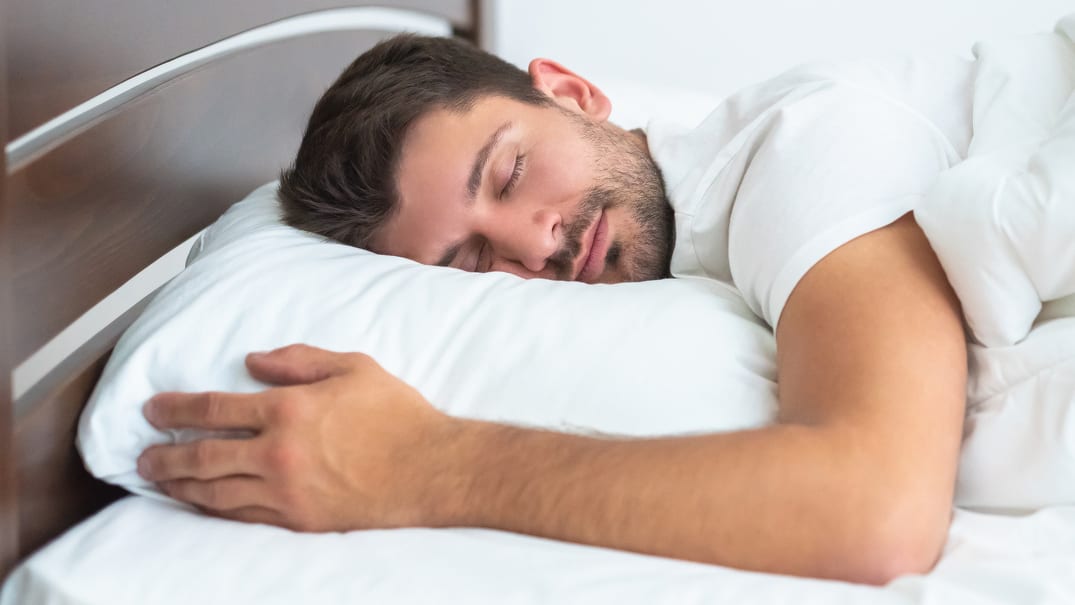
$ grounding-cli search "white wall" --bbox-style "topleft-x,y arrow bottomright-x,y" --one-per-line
482,0 -> 1073,100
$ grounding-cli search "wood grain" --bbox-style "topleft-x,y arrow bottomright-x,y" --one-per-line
8,289 -> 161,572
14,337 -> 130,563
9,29 -> 391,365
6,0 -> 471,140
1,0 -> 20,578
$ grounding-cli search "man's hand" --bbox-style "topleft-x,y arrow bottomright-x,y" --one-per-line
138,344 -> 461,532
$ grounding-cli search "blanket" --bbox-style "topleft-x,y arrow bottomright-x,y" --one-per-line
916,14 -> 1075,512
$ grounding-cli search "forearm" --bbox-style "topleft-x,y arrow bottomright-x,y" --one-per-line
429,418 -> 949,583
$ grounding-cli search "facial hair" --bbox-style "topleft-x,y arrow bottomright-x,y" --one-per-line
548,110 -> 675,282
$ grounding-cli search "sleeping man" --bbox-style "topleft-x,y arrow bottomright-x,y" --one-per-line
136,35 -> 973,584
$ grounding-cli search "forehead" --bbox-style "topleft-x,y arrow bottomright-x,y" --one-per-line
399,95 -> 534,183
371,96 -> 544,258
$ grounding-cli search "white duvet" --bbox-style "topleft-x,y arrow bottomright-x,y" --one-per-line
5,14 -> 1075,605
916,14 -> 1075,513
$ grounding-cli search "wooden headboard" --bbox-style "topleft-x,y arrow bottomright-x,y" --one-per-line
0,0 -> 480,581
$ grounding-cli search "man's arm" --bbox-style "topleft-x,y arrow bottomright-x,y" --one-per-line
138,214 -> 966,585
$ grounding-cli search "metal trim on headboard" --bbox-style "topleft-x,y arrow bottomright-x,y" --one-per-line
6,5 -> 453,396
5,7 -> 452,172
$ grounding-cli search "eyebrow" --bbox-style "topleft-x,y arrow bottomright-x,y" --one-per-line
436,121 -> 513,267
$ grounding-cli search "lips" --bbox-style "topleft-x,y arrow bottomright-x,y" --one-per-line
575,211 -> 609,283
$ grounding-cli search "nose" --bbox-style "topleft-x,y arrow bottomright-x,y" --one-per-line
480,206 -> 562,275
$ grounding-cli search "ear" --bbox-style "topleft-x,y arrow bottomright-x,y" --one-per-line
528,58 -> 612,122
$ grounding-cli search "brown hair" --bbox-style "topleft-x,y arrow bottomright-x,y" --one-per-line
277,35 -> 550,248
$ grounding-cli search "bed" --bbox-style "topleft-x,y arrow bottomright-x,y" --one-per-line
3,1 -> 1075,603
0,0 -> 472,580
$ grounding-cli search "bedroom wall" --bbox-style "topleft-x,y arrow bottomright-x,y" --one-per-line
481,0 -> 1074,101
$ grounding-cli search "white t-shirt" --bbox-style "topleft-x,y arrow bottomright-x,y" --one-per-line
646,53 -> 975,330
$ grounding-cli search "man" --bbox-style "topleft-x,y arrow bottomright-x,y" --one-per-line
136,36 -> 969,585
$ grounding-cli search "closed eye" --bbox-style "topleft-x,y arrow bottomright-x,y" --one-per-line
500,153 -> 526,198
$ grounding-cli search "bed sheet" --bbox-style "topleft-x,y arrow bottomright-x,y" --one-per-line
2,495 -> 1074,604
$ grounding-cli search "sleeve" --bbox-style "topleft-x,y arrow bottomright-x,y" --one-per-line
727,84 -> 957,329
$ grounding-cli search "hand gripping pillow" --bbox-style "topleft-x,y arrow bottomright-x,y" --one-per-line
78,182 -> 779,498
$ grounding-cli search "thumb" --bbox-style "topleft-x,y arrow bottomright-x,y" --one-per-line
245,344 -> 351,386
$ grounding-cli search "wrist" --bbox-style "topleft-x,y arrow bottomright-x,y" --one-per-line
418,414 -> 486,527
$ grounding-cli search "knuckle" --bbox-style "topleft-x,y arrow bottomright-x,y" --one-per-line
202,392 -> 225,423
282,343 -> 310,355
349,352 -> 383,375
266,442 -> 298,475
271,394 -> 304,425
349,352 -> 374,367
191,440 -> 217,469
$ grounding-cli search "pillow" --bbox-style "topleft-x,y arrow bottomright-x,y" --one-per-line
597,77 -> 723,131
78,182 -> 779,497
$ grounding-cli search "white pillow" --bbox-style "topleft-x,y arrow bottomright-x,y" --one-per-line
598,76 -> 723,131
78,182 -> 778,497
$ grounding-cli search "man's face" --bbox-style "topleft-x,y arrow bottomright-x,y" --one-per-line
370,93 -> 674,283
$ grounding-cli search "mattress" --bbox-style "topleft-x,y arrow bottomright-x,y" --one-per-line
3,495 -> 1074,604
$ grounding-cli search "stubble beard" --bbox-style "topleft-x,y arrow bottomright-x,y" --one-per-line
560,111 -> 676,283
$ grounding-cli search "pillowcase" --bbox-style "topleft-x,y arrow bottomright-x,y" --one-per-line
78,182 -> 779,498
598,76 -> 723,131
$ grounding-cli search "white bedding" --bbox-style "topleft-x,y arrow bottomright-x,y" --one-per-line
6,15 -> 1075,605
2,495 -> 1074,605
916,14 -> 1075,512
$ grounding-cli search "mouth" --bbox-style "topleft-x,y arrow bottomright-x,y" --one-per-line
574,210 -> 609,283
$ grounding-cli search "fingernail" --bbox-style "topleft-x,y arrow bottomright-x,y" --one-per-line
143,398 -> 158,423
248,351 -> 269,359
137,455 -> 153,479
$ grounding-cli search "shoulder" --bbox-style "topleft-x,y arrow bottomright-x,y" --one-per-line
726,81 -> 958,328
649,66 -> 947,194
650,65 -> 957,309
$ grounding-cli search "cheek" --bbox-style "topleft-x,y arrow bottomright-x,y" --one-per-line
604,206 -> 636,243
529,137 -> 597,203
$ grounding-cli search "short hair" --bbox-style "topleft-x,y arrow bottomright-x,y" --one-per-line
277,35 -> 551,248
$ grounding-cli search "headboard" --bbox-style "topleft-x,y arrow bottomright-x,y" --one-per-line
0,0 -> 480,580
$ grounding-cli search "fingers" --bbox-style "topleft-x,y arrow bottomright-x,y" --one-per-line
139,438 -> 259,482
245,344 -> 354,386
208,505 -> 286,528
160,476 -> 274,514
145,390 -> 269,431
